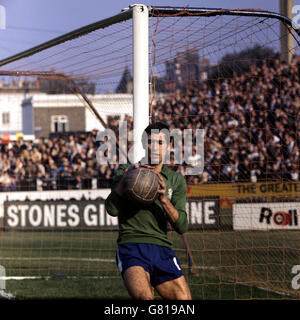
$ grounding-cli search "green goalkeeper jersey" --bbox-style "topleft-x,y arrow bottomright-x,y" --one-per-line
105,164 -> 188,248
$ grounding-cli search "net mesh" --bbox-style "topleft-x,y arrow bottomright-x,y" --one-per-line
0,15 -> 135,299
149,9 -> 300,299
0,17 -> 133,92
0,7 -> 299,299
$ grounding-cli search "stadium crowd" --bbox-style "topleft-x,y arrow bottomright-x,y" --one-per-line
0,57 -> 299,191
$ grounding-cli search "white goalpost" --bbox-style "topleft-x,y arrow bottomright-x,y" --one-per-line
132,4 -> 150,163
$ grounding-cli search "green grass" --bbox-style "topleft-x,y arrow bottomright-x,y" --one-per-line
0,230 -> 300,299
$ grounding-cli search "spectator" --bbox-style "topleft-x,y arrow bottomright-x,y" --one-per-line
0,57 -> 299,190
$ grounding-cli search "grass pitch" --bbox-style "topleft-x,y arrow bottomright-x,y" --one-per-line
0,230 -> 300,299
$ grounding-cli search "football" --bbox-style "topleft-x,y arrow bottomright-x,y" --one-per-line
122,167 -> 160,205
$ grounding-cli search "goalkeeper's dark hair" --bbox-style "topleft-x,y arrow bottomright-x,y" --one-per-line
144,122 -> 170,135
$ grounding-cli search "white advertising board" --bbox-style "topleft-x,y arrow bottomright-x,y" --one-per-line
0,189 -> 111,218
233,202 -> 300,230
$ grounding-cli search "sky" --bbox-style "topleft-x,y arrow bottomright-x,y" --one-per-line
0,0 -> 291,62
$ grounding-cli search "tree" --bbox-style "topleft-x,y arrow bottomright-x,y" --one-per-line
209,45 -> 279,80
116,66 -> 132,93
38,77 -> 96,94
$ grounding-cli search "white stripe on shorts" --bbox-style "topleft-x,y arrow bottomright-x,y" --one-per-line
173,257 -> 181,271
116,247 -> 123,273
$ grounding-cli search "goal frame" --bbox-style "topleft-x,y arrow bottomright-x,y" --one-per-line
0,5 -> 298,162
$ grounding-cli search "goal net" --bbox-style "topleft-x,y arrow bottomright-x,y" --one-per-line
0,5 -> 299,299
149,7 -> 300,299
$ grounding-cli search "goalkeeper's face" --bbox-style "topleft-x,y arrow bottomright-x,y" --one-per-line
147,132 -> 169,166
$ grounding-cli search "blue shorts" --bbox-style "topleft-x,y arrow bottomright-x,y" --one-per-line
116,243 -> 184,287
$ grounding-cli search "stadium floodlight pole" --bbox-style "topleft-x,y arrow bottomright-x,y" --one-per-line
131,4 -> 149,163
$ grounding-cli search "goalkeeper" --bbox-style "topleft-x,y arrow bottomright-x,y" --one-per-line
105,122 -> 192,300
